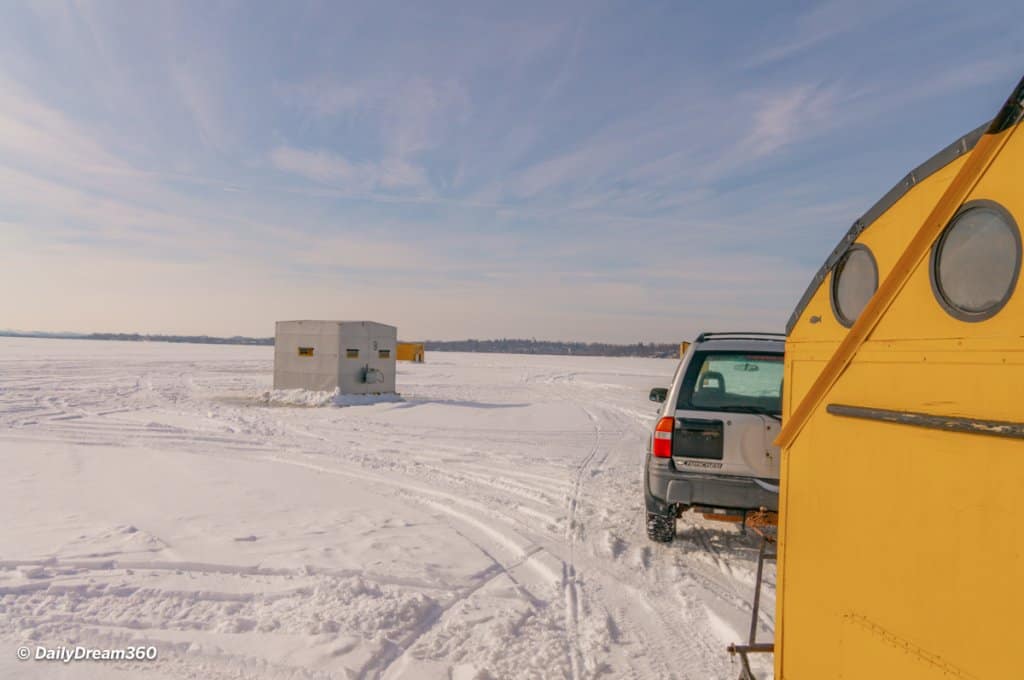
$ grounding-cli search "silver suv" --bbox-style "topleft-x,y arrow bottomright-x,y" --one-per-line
644,332 -> 784,543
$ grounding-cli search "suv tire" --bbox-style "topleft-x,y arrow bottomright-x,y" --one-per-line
646,511 -> 676,543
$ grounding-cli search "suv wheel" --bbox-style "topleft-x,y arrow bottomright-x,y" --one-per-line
646,511 -> 676,543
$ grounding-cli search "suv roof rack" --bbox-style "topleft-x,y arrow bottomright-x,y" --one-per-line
695,331 -> 786,343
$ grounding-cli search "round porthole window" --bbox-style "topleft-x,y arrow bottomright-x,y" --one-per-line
830,244 -> 878,328
931,201 -> 1021,322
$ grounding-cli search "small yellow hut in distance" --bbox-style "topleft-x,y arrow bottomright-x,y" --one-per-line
774,76 -> 1024,679
396,342 -> 425,363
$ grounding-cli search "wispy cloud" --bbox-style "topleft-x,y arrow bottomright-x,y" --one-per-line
0,75 -> 135,179
170,64 -> 232,151
284,76 -> 470,156
270,146 -> 429,192
743,0 -> 911,68
744,84 -> 842,157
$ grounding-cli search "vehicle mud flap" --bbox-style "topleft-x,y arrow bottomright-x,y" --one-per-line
666,479 -> 694,504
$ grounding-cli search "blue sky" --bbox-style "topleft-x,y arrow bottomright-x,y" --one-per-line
1,1 -> 1021,342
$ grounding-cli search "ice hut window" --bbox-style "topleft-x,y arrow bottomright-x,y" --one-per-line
378,349 -> 391,359
830,244 -> 878,328
297,347 -> 314,357
931,201 -> 1021,322
346,348 -> 360,358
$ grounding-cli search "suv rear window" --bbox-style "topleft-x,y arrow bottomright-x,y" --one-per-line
677,351 -> 783,416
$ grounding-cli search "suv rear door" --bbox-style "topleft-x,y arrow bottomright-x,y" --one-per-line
670,351 -> 782,479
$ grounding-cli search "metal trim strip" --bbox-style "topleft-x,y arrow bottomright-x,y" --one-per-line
827,403 -> 1024,440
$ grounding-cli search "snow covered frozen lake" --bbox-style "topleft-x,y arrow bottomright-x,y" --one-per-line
0,338 -> 775,679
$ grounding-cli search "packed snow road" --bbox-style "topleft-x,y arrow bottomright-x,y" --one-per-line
0,338 -> 775,679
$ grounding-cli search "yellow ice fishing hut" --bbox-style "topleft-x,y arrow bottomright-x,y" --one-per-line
396,342 -> 425,363
774,75 -> 1024,679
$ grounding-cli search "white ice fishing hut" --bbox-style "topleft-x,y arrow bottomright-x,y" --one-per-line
273,321 -> 397,394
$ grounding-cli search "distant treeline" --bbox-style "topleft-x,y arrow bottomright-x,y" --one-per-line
0,331 -> 679,358
422,338 -> 679,358
86,333 -> 274,345
0,330 -> 273,346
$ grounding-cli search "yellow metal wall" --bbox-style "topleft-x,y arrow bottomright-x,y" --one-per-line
777,123 -> 1024,679
396,342 -> 425,362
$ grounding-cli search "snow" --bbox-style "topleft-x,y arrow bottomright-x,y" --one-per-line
259,389 -> 405,408
0,337 -> 775,679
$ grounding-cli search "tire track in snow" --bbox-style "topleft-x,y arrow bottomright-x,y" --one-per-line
283,366 -> 756,677
562,404 -> 603,680
538,376 -> 692,679
272,435 -> 611,675
367,537 -> 547,680
574,379 -> 775,676
542,386 -> 736,679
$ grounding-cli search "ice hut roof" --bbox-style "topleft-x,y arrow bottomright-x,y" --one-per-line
785,120 -> 991,334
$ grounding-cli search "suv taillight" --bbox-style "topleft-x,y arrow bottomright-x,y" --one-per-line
652,417 -> 674,458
